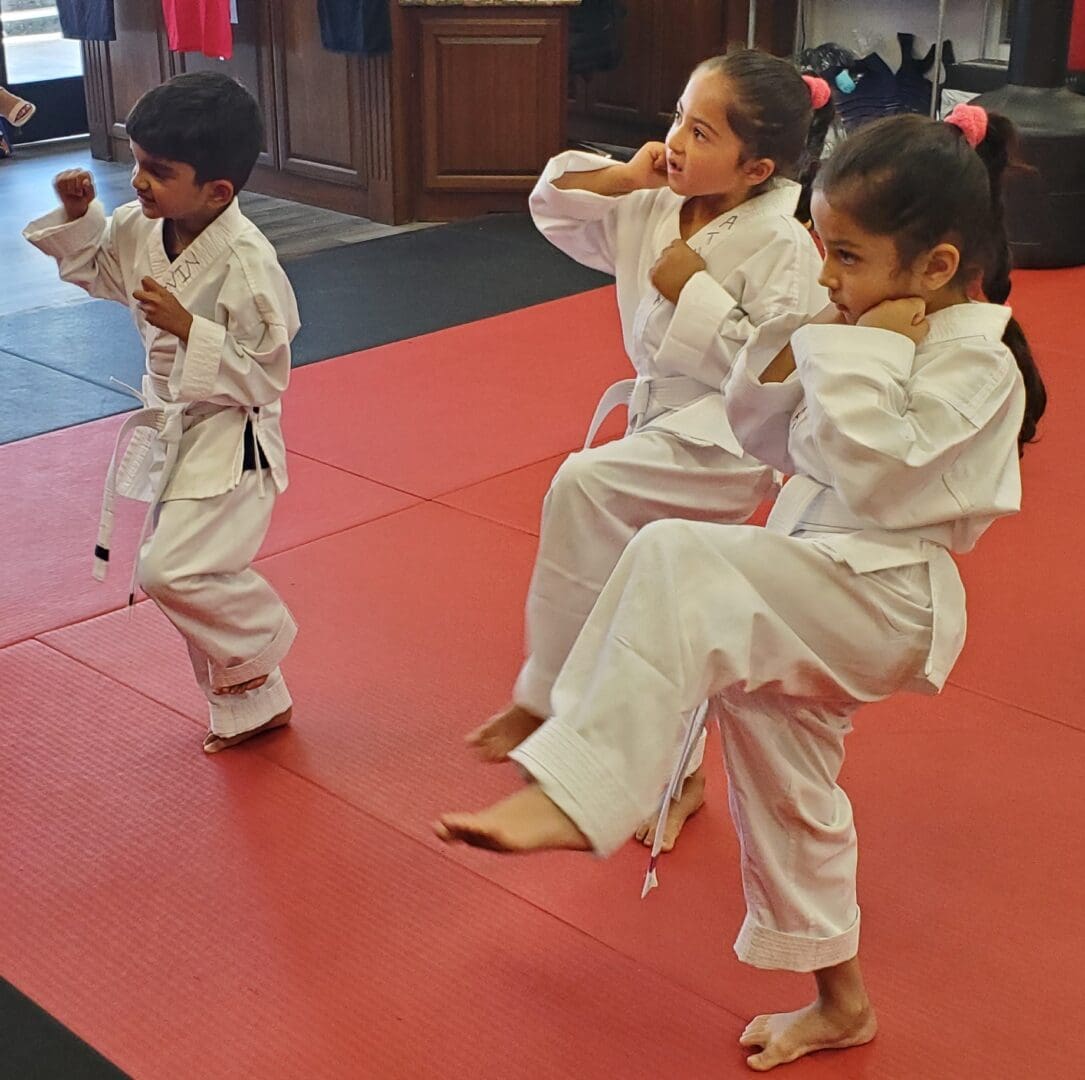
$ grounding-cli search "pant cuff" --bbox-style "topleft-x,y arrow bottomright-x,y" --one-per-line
210,609 -> 297,691
209,669 -> 292,737
734,910 -> 861,972
509,717 -> 641,857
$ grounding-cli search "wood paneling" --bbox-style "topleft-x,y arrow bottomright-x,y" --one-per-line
272,0 -> 362,185
652,0 -> 729,122
82,0 -> 569,224
105,0 -> 170,151
582,0 -> 652,121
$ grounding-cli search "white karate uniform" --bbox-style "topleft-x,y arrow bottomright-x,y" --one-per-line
517,153 -> 829,742
25,198 -> 300,736
509,303 -> 1025,972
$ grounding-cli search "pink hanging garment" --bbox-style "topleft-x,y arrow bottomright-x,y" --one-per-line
161,0 -> 233,60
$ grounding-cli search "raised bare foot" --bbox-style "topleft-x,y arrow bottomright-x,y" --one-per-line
465,704 -> 544,762
203,707 -> 292,754
214,674 -> 269,697
635,766 -> 706,852
739,998 -> 877,1071
434,784 -> 591,853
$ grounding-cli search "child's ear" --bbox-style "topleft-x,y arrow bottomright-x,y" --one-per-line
208,179 -> 236,207
742,157 -> 776,187
918,243 -> 961,291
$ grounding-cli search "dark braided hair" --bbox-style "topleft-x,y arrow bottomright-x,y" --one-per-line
815,113 -> 1046,453
694,49 -> 834,221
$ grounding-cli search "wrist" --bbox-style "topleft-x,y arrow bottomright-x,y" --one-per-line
611,164 -> 644,194
178,312 -> 194,344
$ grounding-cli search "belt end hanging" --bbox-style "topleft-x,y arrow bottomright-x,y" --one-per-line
92,544 -> 110,582
641,862 -> 660,899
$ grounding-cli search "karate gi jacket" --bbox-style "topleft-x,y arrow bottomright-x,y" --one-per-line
726,303 -> 1026,692
530,150 -> 829,454
25,198 -> 299,504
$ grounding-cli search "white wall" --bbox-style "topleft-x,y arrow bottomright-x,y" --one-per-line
802,0 -> 998,63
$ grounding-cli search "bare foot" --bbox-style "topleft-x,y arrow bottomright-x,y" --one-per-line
739,998 -> 877,1071
635,765 -> 706,852
203,707 -> 291,754
434,784 -> 591,853
214,674 -> 269,697
465,704 -> 544,763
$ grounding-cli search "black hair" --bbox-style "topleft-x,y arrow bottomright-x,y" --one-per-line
694,49 -> 834,219
126,72 -> 263,194
815,112 -> 1046,453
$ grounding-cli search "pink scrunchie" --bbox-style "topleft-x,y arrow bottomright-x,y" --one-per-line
944,103 -> 988,148
802,74 -> 832,110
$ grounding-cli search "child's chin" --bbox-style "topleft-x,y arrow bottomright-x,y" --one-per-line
137,201 -> 162,218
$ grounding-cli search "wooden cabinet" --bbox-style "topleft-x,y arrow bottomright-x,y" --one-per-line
404,8 -> 567,218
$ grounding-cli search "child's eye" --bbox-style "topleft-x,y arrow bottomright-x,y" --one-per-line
836,250 -> 858,265
693,127 -> 707,141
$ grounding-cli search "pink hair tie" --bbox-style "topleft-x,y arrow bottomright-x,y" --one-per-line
945,103 -> 988,148
802,74 -> 832,110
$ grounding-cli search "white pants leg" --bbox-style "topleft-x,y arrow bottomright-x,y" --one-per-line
513,429 -> 773,727
139,473 -> 297,737
510,519 -> 935,971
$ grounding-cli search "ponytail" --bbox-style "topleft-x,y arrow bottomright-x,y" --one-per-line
1003,316 -> 1046,453
796,78 -> 835,223
969,112 -> 1047,453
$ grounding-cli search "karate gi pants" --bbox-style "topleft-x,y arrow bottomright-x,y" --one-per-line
512,429 -> 773,778
509,519 -> 935,972
138,473 -> 296,737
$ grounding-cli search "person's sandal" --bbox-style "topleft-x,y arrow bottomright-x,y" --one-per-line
6,99 -> 35,127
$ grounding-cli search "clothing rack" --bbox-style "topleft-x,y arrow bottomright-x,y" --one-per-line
757,0 -> 957,116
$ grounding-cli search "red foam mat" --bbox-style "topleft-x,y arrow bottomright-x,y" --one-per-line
0,414 -> 419,647
39,504 -> 1085,1077
948,344 -> 1083,722
1,640 -> 747,1080
5,268 -> 1083,1079
283,288 -> 628,497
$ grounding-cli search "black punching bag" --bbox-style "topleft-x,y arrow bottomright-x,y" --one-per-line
976,0 -> 1085,267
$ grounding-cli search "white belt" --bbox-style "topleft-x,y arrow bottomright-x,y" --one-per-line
93,392 -> 267,604
641,699 -> 710,898
582,374 -> 711,449
93,392 -> 186,605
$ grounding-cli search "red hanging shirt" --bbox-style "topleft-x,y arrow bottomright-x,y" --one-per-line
161,0 -> 233,60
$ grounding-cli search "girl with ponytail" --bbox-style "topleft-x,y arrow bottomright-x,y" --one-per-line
464,51 -> 835,853
438,106 -> 1046,1071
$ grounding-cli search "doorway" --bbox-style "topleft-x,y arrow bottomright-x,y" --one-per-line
0,0 -> 88,147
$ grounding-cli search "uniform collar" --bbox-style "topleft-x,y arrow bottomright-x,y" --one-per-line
148,198 -> 244,289
923,301 -> 1013,346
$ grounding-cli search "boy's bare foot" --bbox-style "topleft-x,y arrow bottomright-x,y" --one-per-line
434,784 -> 591,853
635,765 -> 706,852
203,707 -> 292,754
466,704 -> 544,762
214,674 -> 269,697
739,998 -> 877,1071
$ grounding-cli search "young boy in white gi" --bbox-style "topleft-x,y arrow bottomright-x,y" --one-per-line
25,72 -> 300,753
